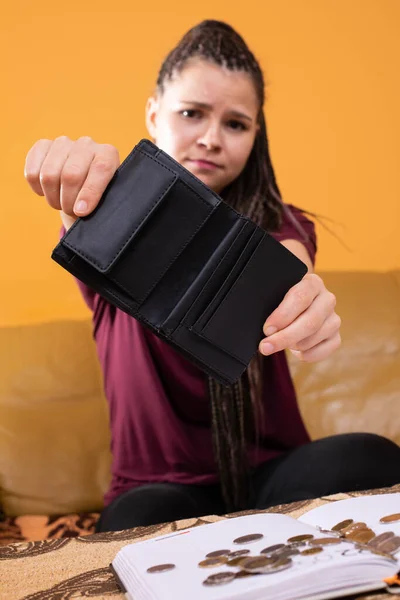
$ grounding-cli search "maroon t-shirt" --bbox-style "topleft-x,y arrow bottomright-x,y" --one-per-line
72,204 -> 317,506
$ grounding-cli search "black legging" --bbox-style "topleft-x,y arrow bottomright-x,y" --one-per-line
96,433 -> 400,533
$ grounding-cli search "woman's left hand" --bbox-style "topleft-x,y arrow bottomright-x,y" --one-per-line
259,273 -> 341,362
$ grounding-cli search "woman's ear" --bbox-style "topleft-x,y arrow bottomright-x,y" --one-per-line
145,96 -> 158,140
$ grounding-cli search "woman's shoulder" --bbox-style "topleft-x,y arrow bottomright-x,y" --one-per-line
270,203 -> 317,265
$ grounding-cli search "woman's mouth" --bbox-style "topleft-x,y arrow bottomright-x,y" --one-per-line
188,159 -> 223,171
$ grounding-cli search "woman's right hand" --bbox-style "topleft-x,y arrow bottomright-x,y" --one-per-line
24,136 -> 120,230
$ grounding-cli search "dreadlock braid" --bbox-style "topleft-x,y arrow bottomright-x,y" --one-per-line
156,20 -> 293,512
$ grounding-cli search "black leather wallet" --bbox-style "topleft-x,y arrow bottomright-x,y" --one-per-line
52,139 -> 307,385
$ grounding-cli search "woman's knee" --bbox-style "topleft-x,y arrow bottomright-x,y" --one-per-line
96,483 -> 199,532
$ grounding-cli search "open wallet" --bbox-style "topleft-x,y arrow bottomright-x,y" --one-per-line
51,139 -> 308,385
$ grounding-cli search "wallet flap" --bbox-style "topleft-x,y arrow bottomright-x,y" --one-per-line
62,148 -> 178,273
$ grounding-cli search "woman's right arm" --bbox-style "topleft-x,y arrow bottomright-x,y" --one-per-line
24,135 -> 120,230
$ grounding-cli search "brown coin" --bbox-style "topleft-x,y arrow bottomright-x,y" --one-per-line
229,549 -> 251,558
198,557 -> 227,568
341,522 -> 368,537
368,548 -> 398,562
241,556 -> 278,572
147,563 -> 176,573
205,549 -> 231,558
348,529 -> 375,544
287,534 -> 314,543
301,546 -> 323,555
233,533 -> 264,545
226,556 -> 249,567
309,537 -> 342,546
260,544 -> 286,555
380,513 -> 400,524
203,572 -> 236,586
368,532 -> 395,548
332,519 -> 354,532
378,536 -> 400,554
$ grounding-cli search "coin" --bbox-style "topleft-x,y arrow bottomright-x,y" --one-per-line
341,522 -> 368,537
379,513 -> 400,524
288,541 -> 306,548
234,570 -> 255,579
259,557 -> 293,574
226,556 -> 249,567
378,536 -> 400,554
233,533 -> 264,544
367,548 -> 398,562
287,534 -> 314,543
241,556 -> 278,572
147,563 -> 175,573
318,529 -> 342,538
332,519 -> 354,531
368,532 -> 395,548
260,544 -> 286,555
348,529 -> 375,544
301,547 -> 323,555
205,549 -> 231,558
203,572 -> 236,586
229,549 -> 251,558
198,557 -> 227,568
274,547 -> 300,559
309,537 -> 342,545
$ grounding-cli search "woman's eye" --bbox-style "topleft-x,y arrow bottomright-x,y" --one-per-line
180,109 -> 201,118
227,120 -> 247,131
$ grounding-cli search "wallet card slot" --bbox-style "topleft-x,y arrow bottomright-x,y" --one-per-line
188,225 -> 263,331
63,149 -> 178,273
191,234 -> 308,365
157,216 -> 247,334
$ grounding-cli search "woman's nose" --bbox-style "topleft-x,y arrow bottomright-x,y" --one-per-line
197,125 -> 222,150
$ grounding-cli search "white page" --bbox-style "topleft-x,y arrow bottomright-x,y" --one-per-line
299,492 -> 400,559
112,513 -> 396,600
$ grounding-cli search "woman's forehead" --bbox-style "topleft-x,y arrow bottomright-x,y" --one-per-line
163,59 -> 259,112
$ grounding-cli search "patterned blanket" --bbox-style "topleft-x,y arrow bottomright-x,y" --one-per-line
1,484 -> 399,600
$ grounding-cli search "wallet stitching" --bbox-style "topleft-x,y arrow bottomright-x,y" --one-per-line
64,169 -> 176,272
196,234 -> 266,363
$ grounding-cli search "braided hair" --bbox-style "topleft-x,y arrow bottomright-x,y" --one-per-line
156,20 -> 295,512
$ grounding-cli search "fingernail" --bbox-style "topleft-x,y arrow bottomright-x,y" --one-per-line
74,200 -> 88,214
261,342 -> 274,356
264,326 -> 277,336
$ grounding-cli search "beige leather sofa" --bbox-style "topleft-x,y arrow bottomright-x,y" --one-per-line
1,270 -> 399,518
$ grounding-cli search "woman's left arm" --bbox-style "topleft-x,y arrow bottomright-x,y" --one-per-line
259,239 -> 342,362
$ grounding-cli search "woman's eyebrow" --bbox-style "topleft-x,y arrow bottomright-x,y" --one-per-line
180,100 -> 253,122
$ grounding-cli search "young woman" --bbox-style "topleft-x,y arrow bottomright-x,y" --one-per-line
25,20 -> 400,532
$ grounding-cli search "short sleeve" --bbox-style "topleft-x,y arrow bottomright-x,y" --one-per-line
270,204 -> 317,267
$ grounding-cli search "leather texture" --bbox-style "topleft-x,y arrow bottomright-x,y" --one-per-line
0,271 -> 399,515
51,139 -> 307,385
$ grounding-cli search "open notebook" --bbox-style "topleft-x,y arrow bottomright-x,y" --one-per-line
111,493 -> 400,600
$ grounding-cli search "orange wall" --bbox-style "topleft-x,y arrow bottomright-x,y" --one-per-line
2,0 -> 399,326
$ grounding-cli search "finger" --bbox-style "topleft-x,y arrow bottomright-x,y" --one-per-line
73,144 -> 119,216
263,274 -> 325,337
24,139 -> 53,196
60,137 -> 96,216
40,136 -> 74,210
291,312 -> 342,352
294,332 -> 342,363
259,291 -> 333,356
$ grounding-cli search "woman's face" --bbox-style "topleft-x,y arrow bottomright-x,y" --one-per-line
146,58 -> 260,193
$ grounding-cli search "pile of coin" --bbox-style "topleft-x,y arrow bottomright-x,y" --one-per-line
146,513 -> 400,587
